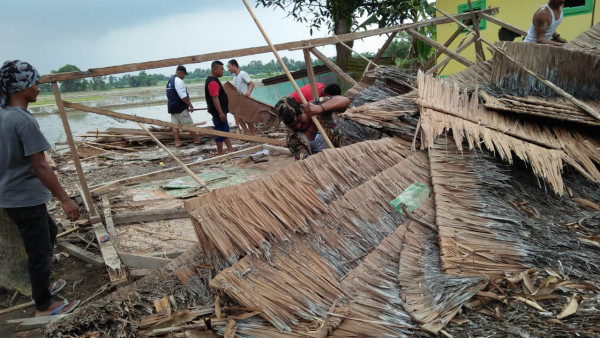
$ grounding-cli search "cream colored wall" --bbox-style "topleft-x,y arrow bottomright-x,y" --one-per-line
435,0 -> 597,75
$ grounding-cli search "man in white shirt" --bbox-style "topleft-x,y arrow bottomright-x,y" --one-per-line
227,59 -> 255,135
523,0 -> 567,46
166,65 -> 201,147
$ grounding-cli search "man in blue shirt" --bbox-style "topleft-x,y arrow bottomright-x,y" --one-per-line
0,60 -> 80,316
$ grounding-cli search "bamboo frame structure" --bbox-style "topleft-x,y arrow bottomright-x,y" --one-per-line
41,6 -> 519,227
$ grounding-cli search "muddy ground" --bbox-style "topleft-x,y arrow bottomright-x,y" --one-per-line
0,112 -> 292,336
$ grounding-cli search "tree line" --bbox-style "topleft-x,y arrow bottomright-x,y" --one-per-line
40,57 -> 324,93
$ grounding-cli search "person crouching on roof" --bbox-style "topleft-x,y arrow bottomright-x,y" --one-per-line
275,90 -> 348,160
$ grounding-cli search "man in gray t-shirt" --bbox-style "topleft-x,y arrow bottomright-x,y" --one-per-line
0,60 -> 80,316
227,59 -> 255,135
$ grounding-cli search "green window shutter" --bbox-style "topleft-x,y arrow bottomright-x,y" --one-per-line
457,0 -> 487,33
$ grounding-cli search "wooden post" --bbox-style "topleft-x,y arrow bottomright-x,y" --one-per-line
137,123 -> 211,191
51,82 -> 98,218
480,14 -> 527,36
303,49 -> 320,101
467,0 -> 486,62
309,47 -> 358,87
242,0 -> 334,149
434,7 -> 600,121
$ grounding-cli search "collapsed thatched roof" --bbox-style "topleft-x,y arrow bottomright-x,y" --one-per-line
47,24 -> 600,338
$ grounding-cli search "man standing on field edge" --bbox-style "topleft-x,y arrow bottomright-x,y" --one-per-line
166,65 -> 201,147
205,61 -> 235,155
0,60 -> 80,316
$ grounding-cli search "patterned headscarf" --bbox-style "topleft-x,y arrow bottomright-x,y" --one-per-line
0,60 -> 40,107
275,96 -> 303,126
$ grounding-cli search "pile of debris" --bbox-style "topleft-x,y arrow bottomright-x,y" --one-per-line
46,28 -> 599,337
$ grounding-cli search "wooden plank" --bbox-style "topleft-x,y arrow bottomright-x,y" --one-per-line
113,208 -> 189,225
101,194 -> 119,247
63,101 -> 286,146
480,13 -> 527,37
118,252 -> 170,270
309,47 -> 358,86
406,28 -> 474,67
89,145 -> 264,194
38,8 -> 499,83
52,82 -> 97,218
57,242 -> 105,267
468,0 -> 486,62
90,217 -> 128,284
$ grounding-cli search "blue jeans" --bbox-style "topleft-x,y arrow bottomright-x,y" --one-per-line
4,204 -> 57,311
213,117 -> 230,142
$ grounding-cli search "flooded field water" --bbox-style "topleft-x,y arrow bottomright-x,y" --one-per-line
29,84 -> 235,146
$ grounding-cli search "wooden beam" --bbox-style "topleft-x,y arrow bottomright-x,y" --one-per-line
6,314 -> 67,327
101,194 -> 119,247
427,37 -> 476,75
138,122 -> 211,191
52,83 -> 97,218
90,216 -> 129,284
303,49 -> 320,101
362,32 -> 398,78
63,101 -> 286,146
406,28 -> 474,67
468,0 -> 486,62
118,253 -> 170,270
38,8 -> 499,83
423,26 -> 465,70
89,145 -> 264,194
334,35 -> 377,68
435,6 -> 600,122
309,48 -> 357,86
480,14 -> 527,37
57,242 -> 105,267
113,208 -> 189,225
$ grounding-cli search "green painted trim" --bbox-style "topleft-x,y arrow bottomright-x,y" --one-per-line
563,0 -> 593,16
457,0 -> 487,32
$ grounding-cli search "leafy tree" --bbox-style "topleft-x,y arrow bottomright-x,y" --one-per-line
53,64 -> 88,92
255,0 -> 433,71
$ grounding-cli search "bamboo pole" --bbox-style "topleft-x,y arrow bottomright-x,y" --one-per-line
242,0 -> 335,149
434,7 -> 600,122
427,36 -> 476,75
423,26 -> 465,70
406,28 -> 474,67
52,82 -> 98,218
56,226 -> 80,239
137,123 -> 211,192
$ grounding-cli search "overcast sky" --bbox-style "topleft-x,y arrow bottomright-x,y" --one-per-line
0,0 -> 390,76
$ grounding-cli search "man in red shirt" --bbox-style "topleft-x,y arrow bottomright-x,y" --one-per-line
289,83 -> 325,102
205,61 -> 235,155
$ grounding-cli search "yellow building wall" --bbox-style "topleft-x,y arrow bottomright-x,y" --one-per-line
435,0 -> 598,76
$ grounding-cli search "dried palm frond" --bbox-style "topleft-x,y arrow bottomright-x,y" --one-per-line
490,42 -> 600,101
481,93 -> 600,127
416,71 -> 600,194
565,22 -> 600,56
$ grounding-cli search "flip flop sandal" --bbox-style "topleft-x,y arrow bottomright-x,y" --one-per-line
49,300 -> 81,316
50,279 -> 66,296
